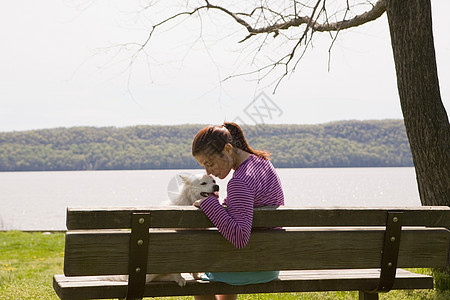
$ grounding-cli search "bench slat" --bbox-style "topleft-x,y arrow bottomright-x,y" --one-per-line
66,206 -> 450,230
64,228 -> 449,276
53,269 -> 434,300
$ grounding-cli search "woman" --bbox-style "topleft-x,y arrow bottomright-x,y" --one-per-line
191,122 -> 284,300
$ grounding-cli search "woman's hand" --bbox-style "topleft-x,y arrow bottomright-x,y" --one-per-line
193,194 -> 219,208
193,199 -> 204,208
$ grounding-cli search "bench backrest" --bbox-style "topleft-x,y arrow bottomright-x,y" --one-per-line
64,206 -> 450,277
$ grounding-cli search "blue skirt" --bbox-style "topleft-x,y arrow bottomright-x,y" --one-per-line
201,271 -> 279,286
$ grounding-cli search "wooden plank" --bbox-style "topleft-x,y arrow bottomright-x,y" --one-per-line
53,269 -> 433,299
66,206 -> 450,230
53,274 -> 128,300
63,231 -> 130,276
64,227 -> 449,276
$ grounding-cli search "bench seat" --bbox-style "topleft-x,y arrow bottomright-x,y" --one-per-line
54,269 -> 433,299
53,206 -> 450,300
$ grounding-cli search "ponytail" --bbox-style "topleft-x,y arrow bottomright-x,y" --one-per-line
223,122 -> 271,160
192,122 -> 270,160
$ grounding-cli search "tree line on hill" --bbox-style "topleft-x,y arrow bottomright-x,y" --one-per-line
0,120 -> 413,171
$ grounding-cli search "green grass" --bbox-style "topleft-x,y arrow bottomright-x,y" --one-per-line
0,231 -> 65,299
0,231 -> 448,300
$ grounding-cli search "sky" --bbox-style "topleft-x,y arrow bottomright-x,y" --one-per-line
0,0 -> 449,132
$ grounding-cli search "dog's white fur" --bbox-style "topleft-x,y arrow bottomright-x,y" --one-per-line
105,174 -> 219,287
154,173 -> 219,286
171,173 -> 220,206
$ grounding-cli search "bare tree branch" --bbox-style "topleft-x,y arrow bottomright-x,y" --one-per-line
205,0 -> 386,42
108,0 -> 387,93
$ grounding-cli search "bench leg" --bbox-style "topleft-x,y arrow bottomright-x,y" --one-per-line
359,291 -> 378,300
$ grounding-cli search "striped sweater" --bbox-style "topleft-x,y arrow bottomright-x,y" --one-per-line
199,154 -> 284,248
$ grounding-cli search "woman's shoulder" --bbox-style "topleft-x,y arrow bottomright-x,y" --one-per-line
232,155 -> 274,182
244,154 -> 275,172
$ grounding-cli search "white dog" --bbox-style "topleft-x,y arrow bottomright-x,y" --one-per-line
106,174 -> 219,287
170,173 -> 220,205
149,173 -> 219,286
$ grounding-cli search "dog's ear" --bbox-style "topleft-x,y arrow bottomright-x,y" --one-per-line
179,175 -> 190,183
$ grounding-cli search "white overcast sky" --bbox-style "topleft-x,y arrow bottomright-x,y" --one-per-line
0,0 -> 449,132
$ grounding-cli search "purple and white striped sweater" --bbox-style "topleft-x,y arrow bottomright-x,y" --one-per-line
200,154 -> 284,249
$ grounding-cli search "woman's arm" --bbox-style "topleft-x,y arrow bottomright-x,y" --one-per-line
199,178 -> 254,249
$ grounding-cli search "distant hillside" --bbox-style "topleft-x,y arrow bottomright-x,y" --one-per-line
0,120 -> 413,171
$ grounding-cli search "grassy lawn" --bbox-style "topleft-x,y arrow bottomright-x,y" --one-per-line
0,231 -> 65,299
0,231 -> 448,299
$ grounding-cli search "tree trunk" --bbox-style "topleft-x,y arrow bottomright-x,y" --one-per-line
385,0 -> 450,206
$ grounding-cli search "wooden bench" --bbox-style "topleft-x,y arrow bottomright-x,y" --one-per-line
53,206 -> 450,300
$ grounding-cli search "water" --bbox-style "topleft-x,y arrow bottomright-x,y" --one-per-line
0,168 -> 420,230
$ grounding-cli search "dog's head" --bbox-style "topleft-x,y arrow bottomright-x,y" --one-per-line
177,174 -> 220,205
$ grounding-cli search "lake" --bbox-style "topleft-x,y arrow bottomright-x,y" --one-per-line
0,167 -> 420,230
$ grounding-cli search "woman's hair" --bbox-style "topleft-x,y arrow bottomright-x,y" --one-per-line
191,122 -> 270,159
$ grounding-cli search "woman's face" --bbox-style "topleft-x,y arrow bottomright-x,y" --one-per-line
194,147 -> 234,179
